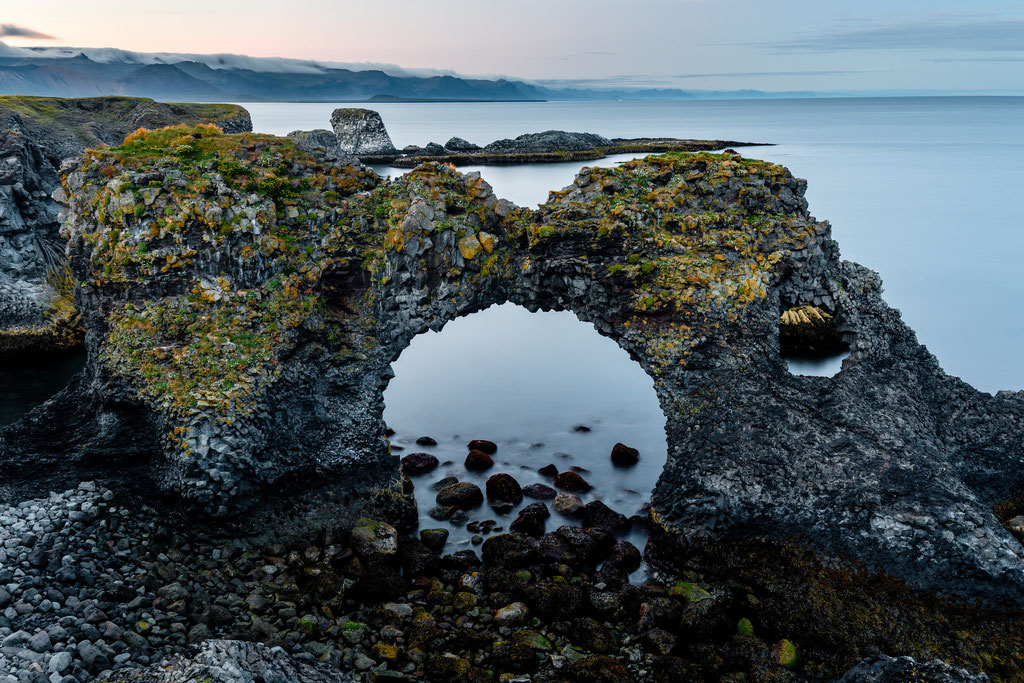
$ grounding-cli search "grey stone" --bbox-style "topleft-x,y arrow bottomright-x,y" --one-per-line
330,108 -> 396,156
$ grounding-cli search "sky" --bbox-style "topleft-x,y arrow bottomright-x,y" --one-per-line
3,0 -> 1024,92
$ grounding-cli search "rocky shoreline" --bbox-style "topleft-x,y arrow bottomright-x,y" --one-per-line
1,478 -> 1010,682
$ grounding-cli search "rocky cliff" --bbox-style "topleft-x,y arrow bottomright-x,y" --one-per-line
0,97 -> 252,357
2,124 -> 1023,614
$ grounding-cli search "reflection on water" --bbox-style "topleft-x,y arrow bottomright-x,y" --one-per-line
784,351 -> 851,377
384,304 -> 666,577
0,350 -> 85,426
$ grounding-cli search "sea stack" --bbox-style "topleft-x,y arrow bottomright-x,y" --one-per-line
330,108 -> 397,155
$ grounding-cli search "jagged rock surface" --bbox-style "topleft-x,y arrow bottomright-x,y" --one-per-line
839,654 -> 991,682
287,129 -> 342,154
107,640 -> 355,682
2,125 -> 1023,608
330,108 -> 397,155
0,97 -> 252,355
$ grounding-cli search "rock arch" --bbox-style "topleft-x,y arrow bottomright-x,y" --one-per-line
2,125 -> 1024,605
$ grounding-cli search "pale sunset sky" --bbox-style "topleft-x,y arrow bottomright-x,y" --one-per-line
3,0 -> 1024,92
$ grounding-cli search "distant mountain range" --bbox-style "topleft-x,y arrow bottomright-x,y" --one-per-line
0,42 -> 815,102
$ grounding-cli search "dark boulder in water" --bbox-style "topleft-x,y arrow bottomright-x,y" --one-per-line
581,501 -> 630,534
465,450 -> 494,471
467,439 -> 498,454
522,483 -> 557,500
610,443 -> 639,467
604,540 -> 642,573
538,464 -> 558,477
554,471 -> 592,493
415,436 -> 438,447
553,493 -> 583,516
486,473 -> 523,505
510,502 -> 550,538
436,483 -> 483,510
401,452 -> 439,475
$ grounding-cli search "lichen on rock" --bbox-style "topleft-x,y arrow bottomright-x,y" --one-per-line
2,124 -> 1024,612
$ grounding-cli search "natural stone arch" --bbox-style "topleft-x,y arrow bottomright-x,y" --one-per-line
2,125 -> 1023,606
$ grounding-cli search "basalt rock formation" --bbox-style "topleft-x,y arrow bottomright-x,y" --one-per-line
0,97 -> 252,356
330,108 -> 397,156
2,124 -> 1024,611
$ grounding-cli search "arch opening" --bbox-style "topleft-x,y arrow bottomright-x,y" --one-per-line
383,303 -> 668,577
779,305 -> 851,377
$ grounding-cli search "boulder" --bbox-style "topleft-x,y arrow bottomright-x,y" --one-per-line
465,449 -> 494,471
486,473 -> 523,505
330,108 -> 397,155
610,443 -> 639,467
446,136 -> 481,151
522,483 -> 557,500
510,502 -> 550,537
554,471 -> 592,493
436,483 -> 483,509
401,452 -> 439,475
467,439 -> 498,454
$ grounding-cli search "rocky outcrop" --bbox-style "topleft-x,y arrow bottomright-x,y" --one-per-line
107,640 -> 355,682
287,128 -> 342,155
444,136 -> 481,151
2,125 -> 1024,610
484,130 -> 612,153
0,97 -> 252,356
330,108 -> 397,155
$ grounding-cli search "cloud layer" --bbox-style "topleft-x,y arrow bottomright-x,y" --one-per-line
0,24 -> 54,40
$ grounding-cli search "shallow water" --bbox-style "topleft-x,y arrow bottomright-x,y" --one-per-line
384,304 -> 665,574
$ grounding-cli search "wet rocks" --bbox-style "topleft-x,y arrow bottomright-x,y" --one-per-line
604,540 -> 642,573
401,452 -> 439,475
838,654 -> 990,682
553,493 -> 583,516
538,464 -> 558,477
554,471 -> 593,493
581,500 -> 630,534
435,482 -> 483,509
494,601 -> 530,626
485,473 -> 523,505
349,517 -> 398,558
464,449 -> 494,471
330,107 -> 397,155
420,528 -> 449,552
466,439 -> 497,454
610,442 -> 639,467
510,502 -> 551,537
414,436 -> 437,446
522,483 -> 557,500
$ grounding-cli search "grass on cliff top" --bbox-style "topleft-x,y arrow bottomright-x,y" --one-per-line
0,95 -> 244,126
